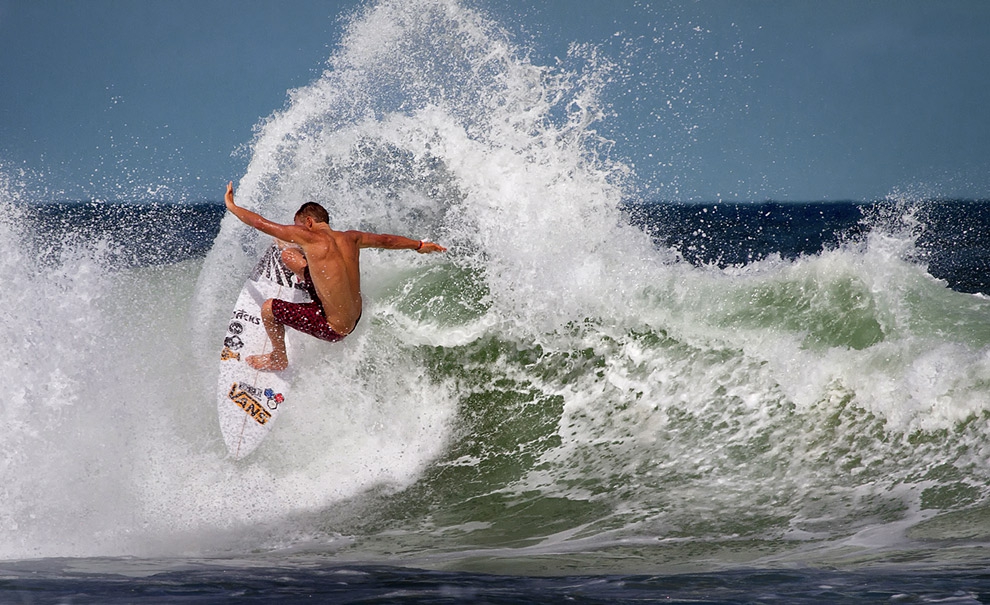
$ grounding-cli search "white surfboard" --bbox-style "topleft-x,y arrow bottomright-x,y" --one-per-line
216,243 -> 311,459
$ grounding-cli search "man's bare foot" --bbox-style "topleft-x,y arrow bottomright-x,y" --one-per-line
246,353 -> 288,372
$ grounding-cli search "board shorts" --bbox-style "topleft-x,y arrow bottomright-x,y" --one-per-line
270,272 -> 358,343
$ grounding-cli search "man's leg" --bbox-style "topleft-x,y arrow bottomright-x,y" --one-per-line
246,298 -> 289,371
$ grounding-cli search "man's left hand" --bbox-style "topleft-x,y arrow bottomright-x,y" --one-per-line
417,241 -> 446,254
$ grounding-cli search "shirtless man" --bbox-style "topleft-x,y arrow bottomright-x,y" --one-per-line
224,181 -> 446,371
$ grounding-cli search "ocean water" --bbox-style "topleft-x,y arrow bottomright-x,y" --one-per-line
4,0 -> 990,602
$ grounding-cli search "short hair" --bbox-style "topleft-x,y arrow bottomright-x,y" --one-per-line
295,202 -> 329,224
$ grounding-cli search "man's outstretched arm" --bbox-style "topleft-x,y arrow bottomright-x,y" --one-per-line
225,182 -> 308,244
354,231 -> 446,254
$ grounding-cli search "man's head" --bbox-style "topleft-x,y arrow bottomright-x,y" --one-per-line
294,202 -> 330,225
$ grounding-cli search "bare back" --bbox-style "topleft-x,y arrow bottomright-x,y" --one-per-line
297,227 -> 363,335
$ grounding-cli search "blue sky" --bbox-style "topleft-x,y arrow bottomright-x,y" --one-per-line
1,0 -> 988,202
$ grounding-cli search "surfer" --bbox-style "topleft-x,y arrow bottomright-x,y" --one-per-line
224,181 -> 446,371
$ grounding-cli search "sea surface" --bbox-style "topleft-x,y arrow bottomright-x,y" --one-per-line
5,1 -> 990,602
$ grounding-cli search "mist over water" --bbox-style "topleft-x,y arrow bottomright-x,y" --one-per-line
3,0 -> 990,574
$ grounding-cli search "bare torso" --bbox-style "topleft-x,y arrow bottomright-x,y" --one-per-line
296,227 -> 363,335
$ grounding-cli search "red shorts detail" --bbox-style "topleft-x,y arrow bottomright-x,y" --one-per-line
270,299 -> 350,343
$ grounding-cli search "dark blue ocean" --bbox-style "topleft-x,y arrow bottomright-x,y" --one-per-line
5,1 -> 990,602
5,558 -> 990,603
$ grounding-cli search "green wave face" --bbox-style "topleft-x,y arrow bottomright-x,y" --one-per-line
318,253 -> 990,570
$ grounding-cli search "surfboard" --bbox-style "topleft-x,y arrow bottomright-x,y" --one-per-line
216,243 -> 311,459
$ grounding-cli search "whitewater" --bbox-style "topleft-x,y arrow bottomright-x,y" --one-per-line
3,0 -> 990,599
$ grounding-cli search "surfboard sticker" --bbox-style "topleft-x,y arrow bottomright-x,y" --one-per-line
216,243 -> 310,459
